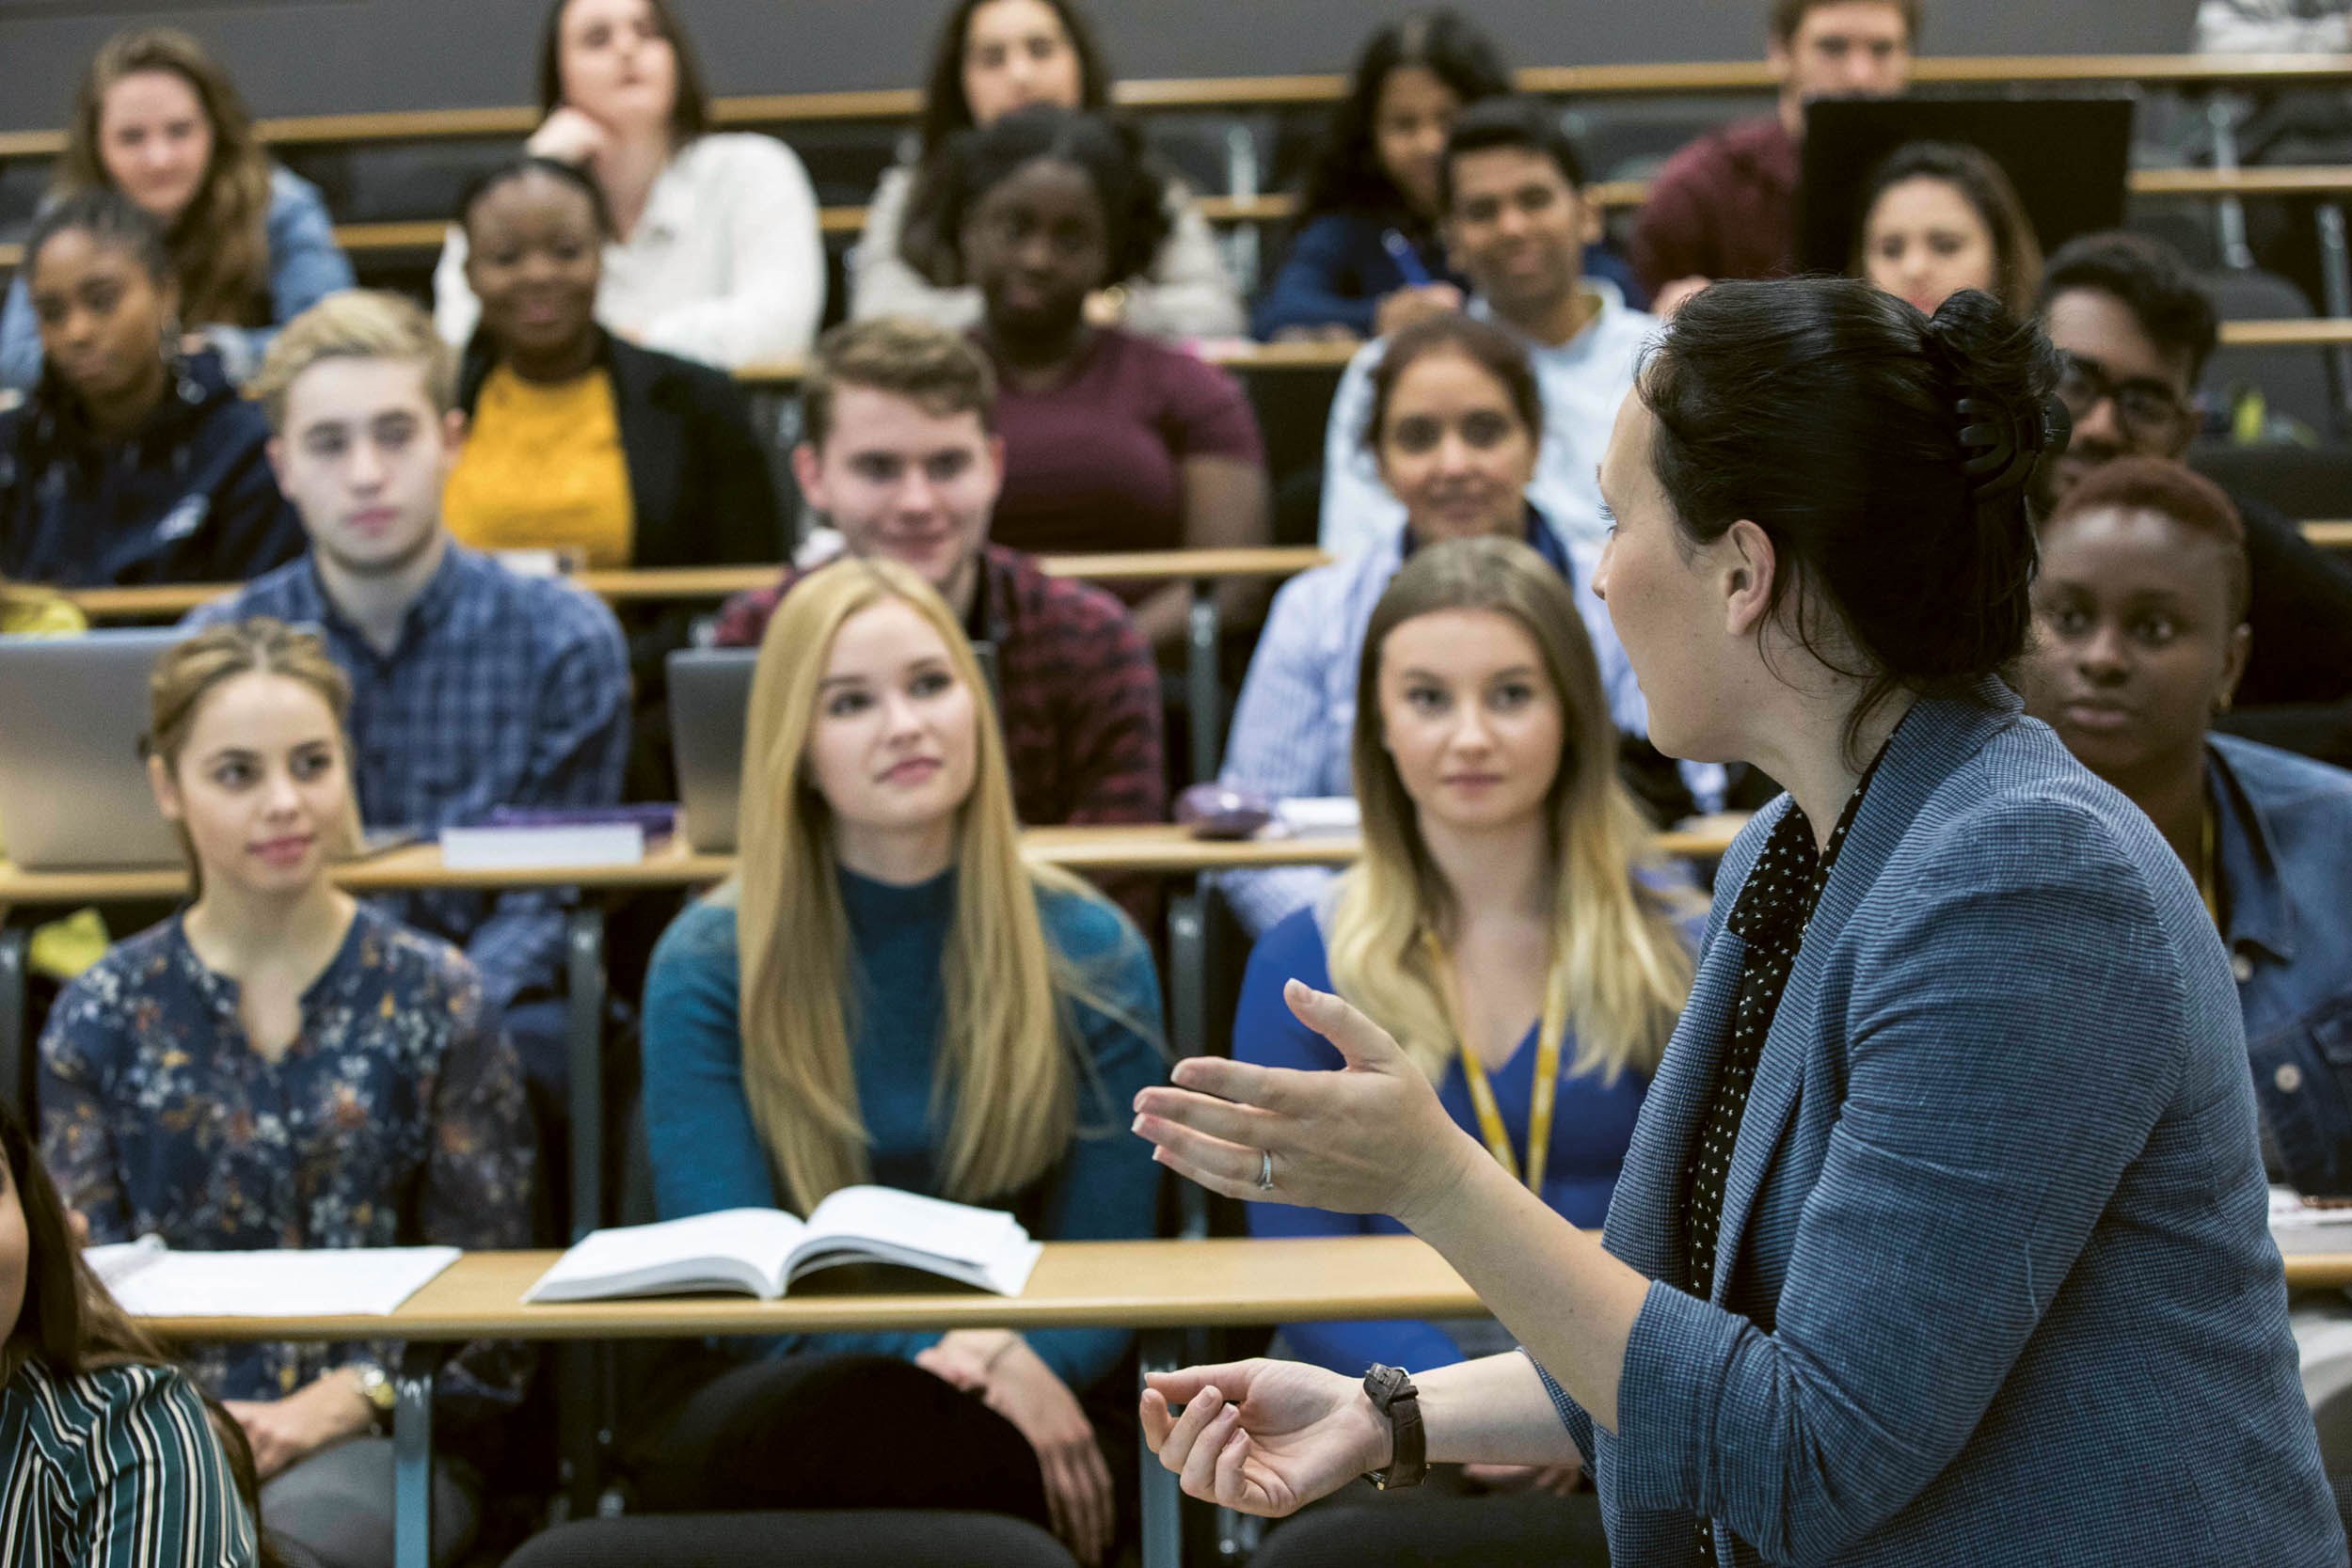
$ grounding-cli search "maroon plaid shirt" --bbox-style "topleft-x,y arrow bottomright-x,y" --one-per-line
715,544 -> 1167,833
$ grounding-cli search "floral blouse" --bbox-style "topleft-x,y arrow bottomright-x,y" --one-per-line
38,905 -> 535,1453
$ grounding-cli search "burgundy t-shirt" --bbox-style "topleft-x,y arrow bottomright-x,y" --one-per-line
1630,115 -> 1802,297
984,327 -> 1264,557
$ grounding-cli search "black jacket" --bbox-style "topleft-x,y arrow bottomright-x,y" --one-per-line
456,329 -> 782,568
0,348 -> 302,587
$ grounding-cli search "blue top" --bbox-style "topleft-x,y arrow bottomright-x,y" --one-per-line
186,546 -> 630,1013
641,867 -> 1167,1392
37,906 -> 535,1450
2,166 -> 355,391
0,347 -> 303,588
2209,732 -> 2352,1196
1537,683 -> 2338,1566
0,1359 -> 258,1568
1236,902 -> 1660,1374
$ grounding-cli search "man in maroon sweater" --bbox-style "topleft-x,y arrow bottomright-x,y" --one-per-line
1632,0 -> 1916,311
714,318 -> 1166,917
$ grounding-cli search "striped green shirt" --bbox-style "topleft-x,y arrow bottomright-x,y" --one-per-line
0,1357 -> 257,1567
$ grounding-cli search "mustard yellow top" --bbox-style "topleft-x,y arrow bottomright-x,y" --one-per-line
444,364 -> 637,569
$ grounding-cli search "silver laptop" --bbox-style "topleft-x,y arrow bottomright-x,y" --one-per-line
669,648 -> 757,855
0,628 -> 189,871
668,640 -> 1003,856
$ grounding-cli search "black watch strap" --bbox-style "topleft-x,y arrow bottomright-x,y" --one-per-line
1362,1364 -> 1427,1490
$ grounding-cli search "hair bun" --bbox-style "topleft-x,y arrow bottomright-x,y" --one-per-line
1920,290 -> 2068,503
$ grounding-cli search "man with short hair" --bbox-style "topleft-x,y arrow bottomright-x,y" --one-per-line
714,318 -> 1164,914
189,292 -> 630,1098
1633,0 -> 1916,308
2036,230 -> 2352,764
1320,97 -> 1654,564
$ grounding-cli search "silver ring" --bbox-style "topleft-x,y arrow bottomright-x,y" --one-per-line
1255,1149 -> 1276,1192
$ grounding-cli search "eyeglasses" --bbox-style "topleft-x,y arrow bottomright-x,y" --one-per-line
2054,352 -> 2196,446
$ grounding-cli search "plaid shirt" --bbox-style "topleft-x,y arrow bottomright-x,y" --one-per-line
188,544 -> 630,1011
715,544 -> 1165,830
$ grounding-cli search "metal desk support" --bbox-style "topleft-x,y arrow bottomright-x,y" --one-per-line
1139,1328 -> 1185,1568
0,926 -> 25,1117
392,1350 -> 438,1568
1188,589 -> 1225,784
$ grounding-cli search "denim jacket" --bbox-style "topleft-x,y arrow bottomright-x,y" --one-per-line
2212,733 -> 2352,1195
1,166 -> 354,391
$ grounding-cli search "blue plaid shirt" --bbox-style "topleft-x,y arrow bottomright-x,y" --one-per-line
187,544 -> 629,1010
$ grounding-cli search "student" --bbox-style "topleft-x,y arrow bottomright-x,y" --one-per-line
444,156 -> 782,570
631,558 -> 1163,1566
185,293 -> 631,1108
1321,99 -> 1655,562
2014,455 -> 2352,1508
1250,10 -> 1511,343
1852,140 -> 2041,318
0,193 -> 303,589
712,318 -> 1165,840
433,0 -> 824,369
1,1094 -> 262,1568
854,0 -> 1245,341
1230,537 -> 1692,1563
0,27 -> 353,392
39,617 -> 533,1568
2035,230 -> 2352,763
1632,0 -> 1915,311
922,106 -> 1271,656
1134,281 -> 2340,1564
1225,312 -> 1707,937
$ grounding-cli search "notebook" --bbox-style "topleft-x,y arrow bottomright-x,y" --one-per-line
524,1186 -> 1043,1303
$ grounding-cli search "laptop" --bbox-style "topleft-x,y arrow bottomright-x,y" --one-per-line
0,628 -> 190,871
1797,94 -> 2137,278
668,640 -> 1004,856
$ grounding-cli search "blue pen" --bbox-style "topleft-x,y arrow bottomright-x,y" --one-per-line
1380,228 -> 1435,288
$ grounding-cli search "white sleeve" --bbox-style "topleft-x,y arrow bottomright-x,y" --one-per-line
1317,342 -> 1405,558
849,163 -> 986,330
433,224 -> 481,347
1118,187 -> 1248,341
637,136 -> 828,365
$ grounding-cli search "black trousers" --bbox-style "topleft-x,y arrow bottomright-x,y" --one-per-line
1246,1465 -> 1612,1568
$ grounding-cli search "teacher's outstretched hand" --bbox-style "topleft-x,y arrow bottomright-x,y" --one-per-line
1131,978 -> 1483,1227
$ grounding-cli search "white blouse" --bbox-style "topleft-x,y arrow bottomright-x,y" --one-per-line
435,132 -> 825,369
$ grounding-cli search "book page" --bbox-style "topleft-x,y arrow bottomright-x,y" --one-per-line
106,1246 -> 461,1318
525,1208 -> 805,1302
799,1186 -> 1023,1267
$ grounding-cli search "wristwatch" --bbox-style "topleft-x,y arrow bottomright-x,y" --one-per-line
349,1364 -> 397,1433
1361,1364 -> 1427,1490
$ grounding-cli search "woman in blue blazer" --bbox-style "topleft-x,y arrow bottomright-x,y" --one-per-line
1133,279 -> 2342,1565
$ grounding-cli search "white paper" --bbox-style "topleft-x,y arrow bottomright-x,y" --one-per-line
439,823 -> 644,870
101,1245 -> 461,1318
1264,798 -> 1360,839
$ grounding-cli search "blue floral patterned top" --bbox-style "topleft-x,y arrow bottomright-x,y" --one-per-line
37,905 -> 535,1454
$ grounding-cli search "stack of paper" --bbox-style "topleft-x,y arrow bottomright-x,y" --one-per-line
87,1237 -> 460,1317
2270,1187 -> 2352,1255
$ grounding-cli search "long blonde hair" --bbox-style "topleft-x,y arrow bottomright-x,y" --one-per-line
145,618 -> 362,895
734,557 -> 1136,1214
58,29 -> 274,331
1327,537 -> 1693,1085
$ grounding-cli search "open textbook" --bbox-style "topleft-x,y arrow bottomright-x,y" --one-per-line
85,1237 -> 461,1317
525,1186 -> 1044,1304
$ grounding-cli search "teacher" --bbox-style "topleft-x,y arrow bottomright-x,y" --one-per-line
1134,278 -> 2342,1565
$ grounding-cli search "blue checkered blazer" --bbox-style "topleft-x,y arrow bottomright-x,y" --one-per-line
1546,681 -> 2342,1566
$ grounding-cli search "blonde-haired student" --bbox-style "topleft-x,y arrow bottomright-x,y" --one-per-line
632,556 -> 1163,1567
1236,536 -> 1694,1385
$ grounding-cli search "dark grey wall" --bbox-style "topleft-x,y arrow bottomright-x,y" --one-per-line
0,0 -> 2201,133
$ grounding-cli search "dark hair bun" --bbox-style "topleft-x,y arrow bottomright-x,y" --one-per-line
1638,277 -> 2063,734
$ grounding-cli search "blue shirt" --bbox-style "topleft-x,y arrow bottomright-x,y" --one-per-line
640,868 -> 1167,1392
2,167 -> 354,391
186,545 -> 630,1012
37,905 -> 534,1449
1251,213 -> 1468,341
1235,901 -> 1661,1375
2210,733 -> 2352,1195
0,348 -> 303,588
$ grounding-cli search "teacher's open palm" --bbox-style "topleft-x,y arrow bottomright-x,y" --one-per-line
1139,1360 -> 1388,1516
1132,979 -> 1476,1224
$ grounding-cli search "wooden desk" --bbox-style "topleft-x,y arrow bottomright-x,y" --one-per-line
136,1236 -> 1478,1568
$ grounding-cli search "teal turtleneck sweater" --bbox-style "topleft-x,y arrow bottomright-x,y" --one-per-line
642,864 -> 1166,1390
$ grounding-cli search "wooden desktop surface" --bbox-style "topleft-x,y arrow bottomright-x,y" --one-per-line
132,1233 -> 2352,1344
0,817 -> 1747,911
141,1235 -> 1484,1343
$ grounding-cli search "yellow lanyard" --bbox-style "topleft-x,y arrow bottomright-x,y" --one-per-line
1422,931 -> 1569,1194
